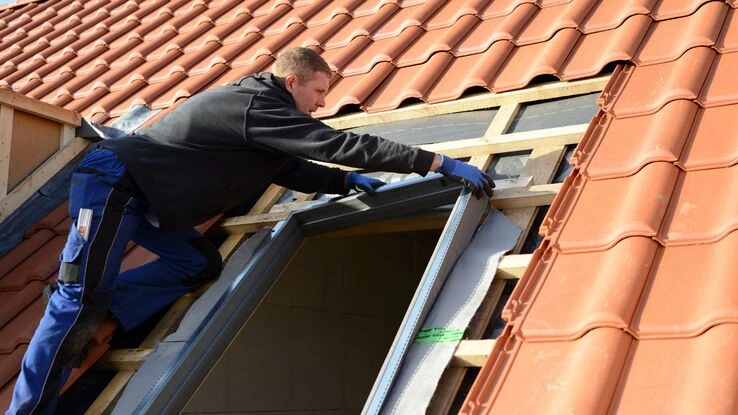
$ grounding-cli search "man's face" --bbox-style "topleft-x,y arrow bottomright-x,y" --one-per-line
284,71 -> 330,116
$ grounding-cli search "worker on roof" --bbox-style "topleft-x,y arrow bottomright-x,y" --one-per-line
7,47 -> 493,414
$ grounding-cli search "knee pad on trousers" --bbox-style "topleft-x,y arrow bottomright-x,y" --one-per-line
185,236 -> 223,285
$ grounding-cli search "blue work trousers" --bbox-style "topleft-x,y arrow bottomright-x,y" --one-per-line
7,148 -> 222,414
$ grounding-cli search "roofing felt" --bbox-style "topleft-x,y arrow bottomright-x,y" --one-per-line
0,0 -> 735,412
459,4 -> 738,415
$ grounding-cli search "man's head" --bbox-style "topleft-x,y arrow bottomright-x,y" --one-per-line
272,47 -> 332,115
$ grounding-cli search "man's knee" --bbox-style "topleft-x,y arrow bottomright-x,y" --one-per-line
186,236 -> 222,284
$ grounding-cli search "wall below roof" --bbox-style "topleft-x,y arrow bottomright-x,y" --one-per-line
182,231 -> 439,414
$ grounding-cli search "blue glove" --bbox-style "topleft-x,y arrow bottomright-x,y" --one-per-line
346,172 -> 386,195
435,154 -> 494,199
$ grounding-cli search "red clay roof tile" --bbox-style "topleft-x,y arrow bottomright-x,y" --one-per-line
633,1 -> 727,66
542,162 -> 679,253
677,103 -> 738,171
513,0 -> 596,46
717,7 -> 738,52
397,15 -> 476,65
504,237 -> 658,341
599,46 -> 715,118
697,50 -> 738,107
452,3 -> 536,55
611,324 -> 738,413
462,328 -> 632,414
630,239 -> 738,339
479,0 -> 536,20
424,40 -> 515,104
573,100 -> 698,180
559,14 -> 651,80
492,27 -> 580,92
650,0 -> 718,20
657,165 -> 738,246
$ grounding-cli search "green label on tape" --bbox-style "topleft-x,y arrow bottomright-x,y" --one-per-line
414,327 -> 464,343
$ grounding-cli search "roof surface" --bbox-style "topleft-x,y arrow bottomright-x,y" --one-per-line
0,0 -> 712,122
1,0 -> 735,411
461,1 -> 738,413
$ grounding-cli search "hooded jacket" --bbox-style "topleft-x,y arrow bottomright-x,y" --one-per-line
98,72 -> 436,230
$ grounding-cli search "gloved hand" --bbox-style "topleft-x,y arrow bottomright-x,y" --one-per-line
346,172 -> 386,195
435,154 -> 495,199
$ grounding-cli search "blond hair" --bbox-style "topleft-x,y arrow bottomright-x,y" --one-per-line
272,47 -> 332,80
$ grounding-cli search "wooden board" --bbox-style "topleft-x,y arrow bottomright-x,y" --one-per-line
9,111 -> 61,191
0,88 -> 81,126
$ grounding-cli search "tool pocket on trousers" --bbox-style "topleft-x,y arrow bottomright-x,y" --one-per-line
58,223 -> 86,285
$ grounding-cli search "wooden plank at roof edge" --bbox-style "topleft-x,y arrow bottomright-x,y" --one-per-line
0,137 -> 90,220
323,75 -> 609,130
468,103 -> 521,170
0,105 -> 13,197
0,88 -> 81,126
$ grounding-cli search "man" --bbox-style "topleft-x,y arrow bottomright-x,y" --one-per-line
7,47 -> 492,414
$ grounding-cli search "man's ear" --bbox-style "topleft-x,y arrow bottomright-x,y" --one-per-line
283,74 -> 297,93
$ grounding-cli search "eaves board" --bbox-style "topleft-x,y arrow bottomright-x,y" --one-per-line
130,174 -> 467,414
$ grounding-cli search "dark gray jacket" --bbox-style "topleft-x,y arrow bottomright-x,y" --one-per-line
99,72 -> 435,230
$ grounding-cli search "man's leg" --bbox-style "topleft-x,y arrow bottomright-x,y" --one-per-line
7,149 -> 144,415
109,221 -> 222,332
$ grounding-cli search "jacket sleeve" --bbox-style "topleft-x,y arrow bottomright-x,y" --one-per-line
244,95 -> 435,175
272,156 -> 350,196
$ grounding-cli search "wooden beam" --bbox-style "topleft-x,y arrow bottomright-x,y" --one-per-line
469,103 -> 521,173
420,123 -> 585,158
324,76 -> 609,130
504,146 -> 567,252
0,137 -> 90,221
93,348 -> 153,371
0,88 -> 81,126
0,105 -> 13,197
490,183 -> 561,210
496,254 -> 531,280
450,340 -> 496,368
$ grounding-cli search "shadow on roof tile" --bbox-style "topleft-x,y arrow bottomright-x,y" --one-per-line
717,7 -> 738,53
697,50 -> 738,107
677,102 -> 738,171
658,165 -> 738,246
631,237 -> 738,339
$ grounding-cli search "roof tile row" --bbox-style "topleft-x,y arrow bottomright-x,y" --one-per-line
463,1 -> 738,412
0,0 -> 730,121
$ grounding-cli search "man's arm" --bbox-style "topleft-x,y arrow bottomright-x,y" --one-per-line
245,96 -> 435,175
272,157 -> 350,196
